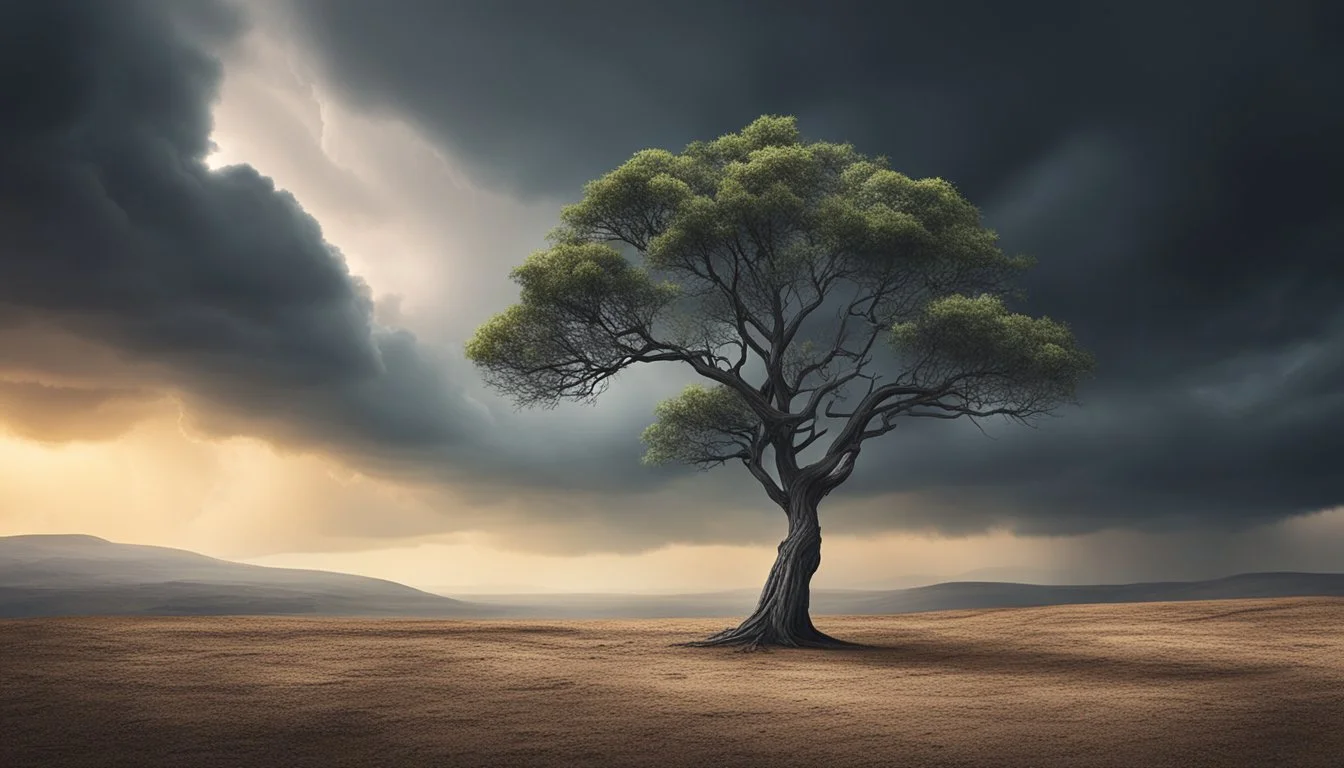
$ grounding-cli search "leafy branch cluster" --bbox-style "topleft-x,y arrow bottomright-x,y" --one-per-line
467,116 -> 1094,506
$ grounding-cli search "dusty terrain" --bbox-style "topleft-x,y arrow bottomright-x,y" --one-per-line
3,598 -> 1342,768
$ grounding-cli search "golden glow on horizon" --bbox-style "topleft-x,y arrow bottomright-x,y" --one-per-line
0,409 -> 1053,592
5,410 -> 1344,592
239,530 -> 1058,594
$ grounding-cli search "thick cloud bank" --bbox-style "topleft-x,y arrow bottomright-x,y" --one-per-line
0,0 -> 483,463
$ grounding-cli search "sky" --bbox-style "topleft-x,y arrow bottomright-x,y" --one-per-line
1,0 -> 1342,594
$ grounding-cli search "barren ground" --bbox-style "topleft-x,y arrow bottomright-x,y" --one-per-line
3,597 -> 1342,768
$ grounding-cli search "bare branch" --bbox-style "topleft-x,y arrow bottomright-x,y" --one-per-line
743,425 -> 786,506
792,423 -> 829,452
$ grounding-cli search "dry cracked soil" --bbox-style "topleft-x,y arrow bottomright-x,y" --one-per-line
3,597 -> 1343,767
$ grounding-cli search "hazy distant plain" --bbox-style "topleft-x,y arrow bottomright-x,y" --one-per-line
4,598 -> 1342,768
9,533 -> 1344,622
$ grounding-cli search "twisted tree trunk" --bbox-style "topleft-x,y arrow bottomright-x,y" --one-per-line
680,487 -> 864,650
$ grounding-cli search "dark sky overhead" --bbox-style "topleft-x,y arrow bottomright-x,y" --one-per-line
1,0 -> 1341,573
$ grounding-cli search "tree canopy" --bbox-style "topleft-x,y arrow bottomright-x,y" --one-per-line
466,115 -> 1093,505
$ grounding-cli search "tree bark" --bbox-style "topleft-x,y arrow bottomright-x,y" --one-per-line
679,488 -> 865,650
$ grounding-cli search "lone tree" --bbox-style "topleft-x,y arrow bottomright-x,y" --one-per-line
467,116 -> 1093,649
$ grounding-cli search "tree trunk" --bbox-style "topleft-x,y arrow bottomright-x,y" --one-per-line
679,490 -> 864,650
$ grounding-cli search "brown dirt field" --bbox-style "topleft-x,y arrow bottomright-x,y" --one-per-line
2,597 -> 1342,768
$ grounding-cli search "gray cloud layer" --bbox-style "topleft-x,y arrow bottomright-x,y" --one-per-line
1,0 -> 1340,550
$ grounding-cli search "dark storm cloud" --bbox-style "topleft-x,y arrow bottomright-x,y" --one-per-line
0,0 -> 717,558
279,0 -> 1344,535
0,0 -> 484,462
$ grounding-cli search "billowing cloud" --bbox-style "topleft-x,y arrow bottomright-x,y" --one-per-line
0,0 -> 487,468
0,0 -> 759,557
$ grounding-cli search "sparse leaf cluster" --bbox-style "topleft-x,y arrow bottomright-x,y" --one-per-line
466,242 -> 680,406
640,384 -> 759,467
889,294 -> 1093,421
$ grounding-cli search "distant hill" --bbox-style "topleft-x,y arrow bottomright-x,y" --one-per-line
0,534 -> 504,618
6,534 -> 1344,620
827,572 -> 1344,616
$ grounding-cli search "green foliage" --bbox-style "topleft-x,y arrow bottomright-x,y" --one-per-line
557,115 -> 1023,298
508,242 -> 673,308
464,242 -> 679,406
890,294 -> 1095,410
467,113 -> 1093,479
640,384 -> 758,466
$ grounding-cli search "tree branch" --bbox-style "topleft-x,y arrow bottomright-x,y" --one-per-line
743,425 -> 786,506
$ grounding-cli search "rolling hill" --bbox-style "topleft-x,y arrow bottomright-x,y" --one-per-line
0,534 -> 502,618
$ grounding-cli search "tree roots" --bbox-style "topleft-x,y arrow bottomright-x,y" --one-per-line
673,622 -> 870,652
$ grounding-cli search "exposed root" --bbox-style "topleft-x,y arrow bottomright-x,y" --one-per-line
673,622 -> 870,652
